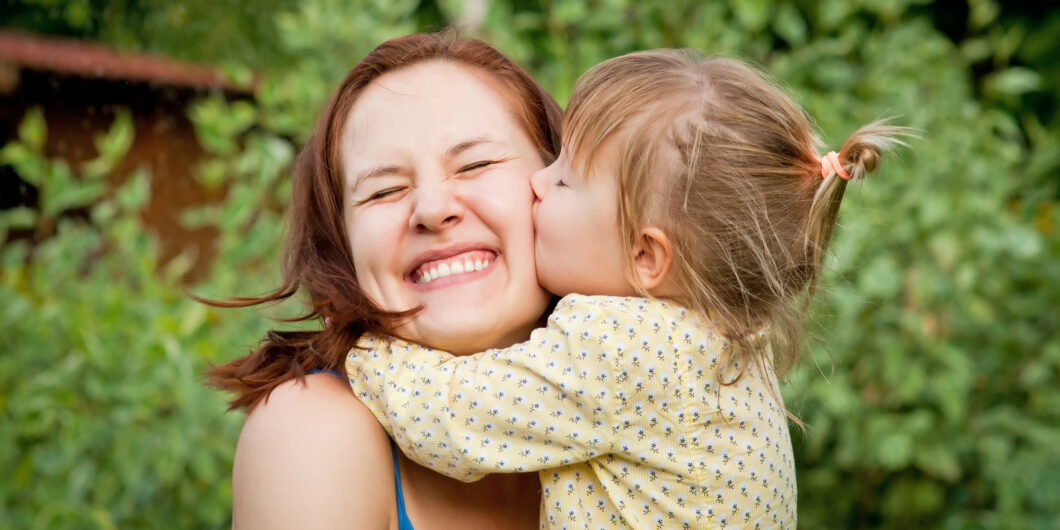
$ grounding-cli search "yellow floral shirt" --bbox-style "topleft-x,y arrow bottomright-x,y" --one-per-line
346,295 -> 796,529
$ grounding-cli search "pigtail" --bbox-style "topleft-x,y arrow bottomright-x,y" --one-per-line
803,120 -> 910,302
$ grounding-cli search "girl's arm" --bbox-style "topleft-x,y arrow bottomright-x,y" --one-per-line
346,294 -> 633,481
231,373 -> 396,529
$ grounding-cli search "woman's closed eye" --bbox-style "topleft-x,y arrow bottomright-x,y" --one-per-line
458,159 -> 501,173
555,179 -> 568,188
354,186 -> 407,205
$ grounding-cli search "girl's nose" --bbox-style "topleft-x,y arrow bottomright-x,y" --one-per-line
530,165 -> 551,202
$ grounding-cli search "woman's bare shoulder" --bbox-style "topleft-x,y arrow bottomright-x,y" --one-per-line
231,373 -> 395,529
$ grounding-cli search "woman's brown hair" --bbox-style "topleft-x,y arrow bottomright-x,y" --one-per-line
204,33 -> 563,410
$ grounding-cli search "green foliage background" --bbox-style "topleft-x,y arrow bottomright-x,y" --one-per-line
2,0 -> 1058,527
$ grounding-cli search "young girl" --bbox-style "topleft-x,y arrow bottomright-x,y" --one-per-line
346,50 -> 904,529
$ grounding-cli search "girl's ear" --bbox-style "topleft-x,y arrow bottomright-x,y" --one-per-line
632,226 -> 674,292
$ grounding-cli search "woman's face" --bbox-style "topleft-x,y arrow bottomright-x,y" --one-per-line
341,61 -> 551,354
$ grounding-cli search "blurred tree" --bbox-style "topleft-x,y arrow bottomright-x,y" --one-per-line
1,0 -> 1057,528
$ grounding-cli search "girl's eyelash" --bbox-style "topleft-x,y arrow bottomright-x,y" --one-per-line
556,179 -> 568,188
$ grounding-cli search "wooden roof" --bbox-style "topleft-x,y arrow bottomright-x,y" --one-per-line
0,29 -> 247,92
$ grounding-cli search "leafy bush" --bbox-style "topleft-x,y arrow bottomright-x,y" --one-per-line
0,107 -> 278,527
2,0 -> 1057,527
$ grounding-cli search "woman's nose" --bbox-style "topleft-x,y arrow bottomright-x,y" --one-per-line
410,183 -> 464,232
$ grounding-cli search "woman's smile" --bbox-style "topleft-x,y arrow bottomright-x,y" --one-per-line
408,247 -> 497,287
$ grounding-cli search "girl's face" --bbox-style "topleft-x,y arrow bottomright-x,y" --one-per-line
531,140 -> 637,298
341,61 -> 551,354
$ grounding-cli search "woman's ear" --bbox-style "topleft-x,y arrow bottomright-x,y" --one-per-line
632,226 -> 674,292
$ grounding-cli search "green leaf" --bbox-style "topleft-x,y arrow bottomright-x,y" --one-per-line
878,431 -> 914,469
983,67 -> 1043,97
551,0 -> 589,25
180,206 -> 216,229
816,0 -> 853,30
960,36 -> 993,62
0,143 -> 46,189
858,256 -> 903,298
0,207 -> 39,231
116,169 -> 151,212
226,101 -> 259,135
195,158 -> 229,190
968,0 -> 1000,30
915,444 -> 962,482
64,0 -> 92,28
773,3 -> 807,45
17,107 -> 46,152
41,181 -> 106,217
178,304 -> 209,338
82,108 -> 135,180
90,200 -> 118,225
731,0 -> 770,32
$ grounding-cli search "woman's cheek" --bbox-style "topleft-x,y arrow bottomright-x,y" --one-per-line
348,207 -> 405,288
491,169 -> 536,211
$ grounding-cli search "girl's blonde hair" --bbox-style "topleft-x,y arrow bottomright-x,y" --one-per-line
564,50 -> 906,415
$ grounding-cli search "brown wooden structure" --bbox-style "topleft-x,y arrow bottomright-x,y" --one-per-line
0,30 -> 252,279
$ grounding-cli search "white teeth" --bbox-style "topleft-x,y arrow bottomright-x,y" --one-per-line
417,255 -> 494,285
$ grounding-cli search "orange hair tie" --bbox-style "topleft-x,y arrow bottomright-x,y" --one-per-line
820,151 -> 850,180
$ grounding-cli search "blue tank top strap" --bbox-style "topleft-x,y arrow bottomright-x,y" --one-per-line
306,368 -> 345,380
391,440 -> 415,530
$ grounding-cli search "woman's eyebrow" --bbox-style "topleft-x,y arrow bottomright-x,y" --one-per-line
352,165 -> 402,188
444,136 -> 495,159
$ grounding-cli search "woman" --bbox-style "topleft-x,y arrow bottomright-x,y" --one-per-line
209,33 -> 563,529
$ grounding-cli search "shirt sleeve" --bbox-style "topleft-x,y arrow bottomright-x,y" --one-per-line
346,295 -> 632,481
